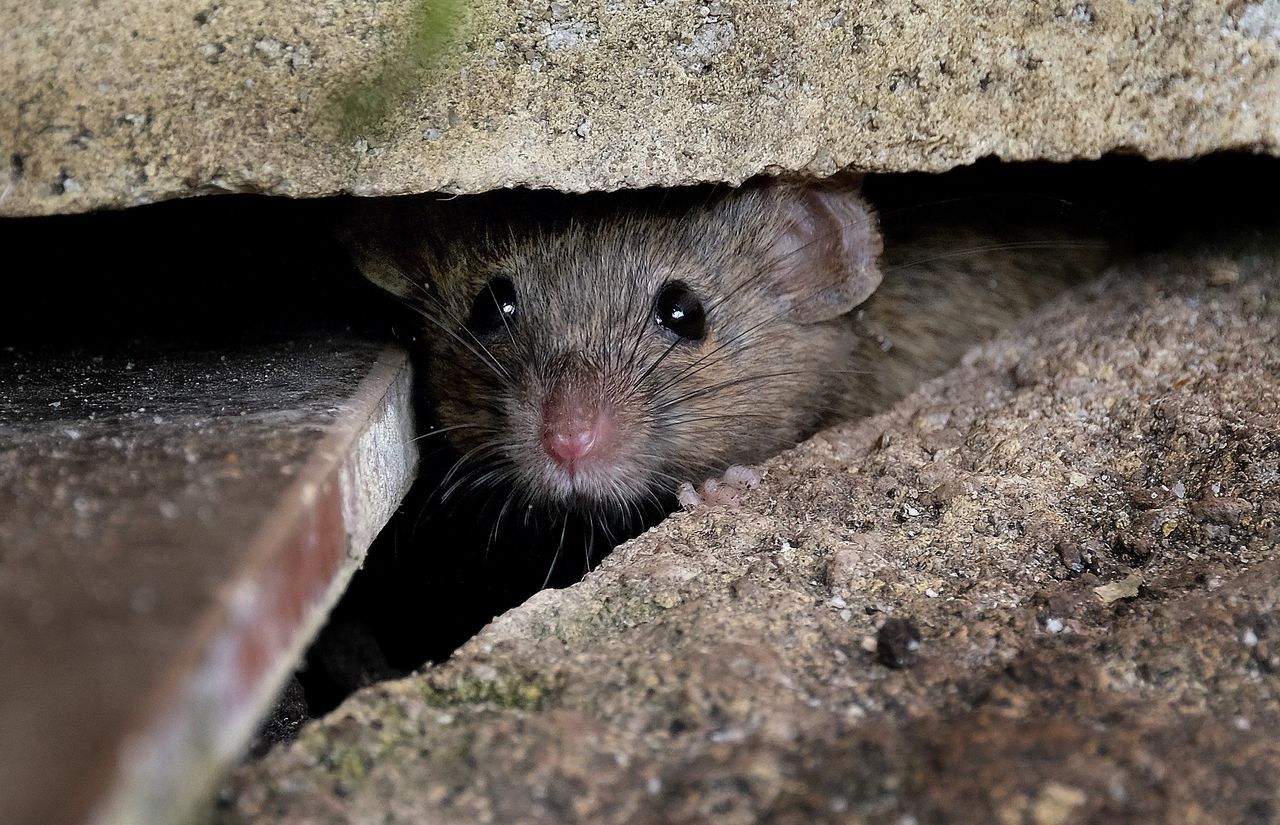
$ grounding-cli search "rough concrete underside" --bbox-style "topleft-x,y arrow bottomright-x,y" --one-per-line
218,229 -> 1279,822
4,0 -> 1280,217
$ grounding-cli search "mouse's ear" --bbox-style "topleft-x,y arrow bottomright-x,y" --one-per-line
333,197 -> 436,301
757,181 -> 883,324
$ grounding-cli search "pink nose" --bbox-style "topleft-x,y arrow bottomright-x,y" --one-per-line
544,425 -> 598,463
540,399 -> 613,468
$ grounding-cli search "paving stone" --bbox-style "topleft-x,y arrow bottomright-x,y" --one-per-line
0,339 -> 416,825
2,0 -> 1278,216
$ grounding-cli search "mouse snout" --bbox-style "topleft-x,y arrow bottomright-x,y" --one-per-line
539,394 -> 617,470
532,351 -> 631,487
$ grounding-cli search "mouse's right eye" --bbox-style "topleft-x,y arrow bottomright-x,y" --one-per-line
467,277 -> 518,336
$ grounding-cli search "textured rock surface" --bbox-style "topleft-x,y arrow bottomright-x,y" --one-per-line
4,0 -> 1280,217
217,232 -> 1279,822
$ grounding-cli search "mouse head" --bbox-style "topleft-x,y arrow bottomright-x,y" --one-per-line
342,179 -> 881,515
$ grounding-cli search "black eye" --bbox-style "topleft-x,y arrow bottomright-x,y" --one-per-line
653,281 -> 707,341
468,277 -> 518,336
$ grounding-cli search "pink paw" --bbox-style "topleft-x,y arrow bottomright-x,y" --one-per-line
677,465 -> 763,510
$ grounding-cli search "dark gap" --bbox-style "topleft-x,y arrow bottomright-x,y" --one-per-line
0,194 -> 391,347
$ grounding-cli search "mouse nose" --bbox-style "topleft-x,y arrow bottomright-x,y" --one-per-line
540,396 -> 615,469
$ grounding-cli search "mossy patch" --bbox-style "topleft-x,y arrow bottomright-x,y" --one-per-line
330,0 -> 469,140
421,669 -> 565,712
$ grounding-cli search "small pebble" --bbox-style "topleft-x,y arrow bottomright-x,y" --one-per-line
876,618 -> 922,669
928,479 -> 966,504
1206,259 -> 1240,287
1192,496 -> 1252,526
1094,572 -> 1143,605
1055,541 -> 1084,576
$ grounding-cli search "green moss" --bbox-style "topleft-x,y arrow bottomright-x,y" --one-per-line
421,670 -> 564,712
330,0 -> 469,140
332,746 -> 373,782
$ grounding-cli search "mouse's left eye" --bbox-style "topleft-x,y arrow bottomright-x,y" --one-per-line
468,277 -> 518,336
653,281 -> 707,342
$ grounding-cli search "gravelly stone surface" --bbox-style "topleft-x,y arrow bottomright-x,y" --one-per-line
3,0 -> 1279,217
217,238 -> 1279,824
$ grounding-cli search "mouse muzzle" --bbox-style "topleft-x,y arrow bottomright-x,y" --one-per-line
539,388 -> 618,475
537,351 -> 621,471
518,349 -> 646,507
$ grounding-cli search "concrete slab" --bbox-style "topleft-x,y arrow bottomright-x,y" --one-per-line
2,0 -> 1278,217
0,339 -> 416,825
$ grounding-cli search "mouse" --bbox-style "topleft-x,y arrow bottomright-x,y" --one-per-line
340,178 -> 887,520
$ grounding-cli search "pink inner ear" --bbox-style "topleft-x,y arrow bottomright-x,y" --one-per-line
765,185 -> 884,324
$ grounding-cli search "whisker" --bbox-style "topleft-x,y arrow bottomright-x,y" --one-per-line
543,511 -> 572,589
655,369 -> 818,411
398,422 -> 489,448
644,305 -> 794,399
627,335 -> 683,396
392,293 -> 511,385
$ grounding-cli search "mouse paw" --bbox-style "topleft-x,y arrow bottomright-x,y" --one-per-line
677,465 -> 764,510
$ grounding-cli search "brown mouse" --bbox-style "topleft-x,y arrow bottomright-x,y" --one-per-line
342,179 -> 883,515
340,178 -> 1103,520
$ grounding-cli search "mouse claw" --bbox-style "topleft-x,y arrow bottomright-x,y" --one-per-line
723,464 -> 763,489
677,465 -> 764,511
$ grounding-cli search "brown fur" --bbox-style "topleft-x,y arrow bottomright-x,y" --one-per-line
847,224 -> 1105,416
